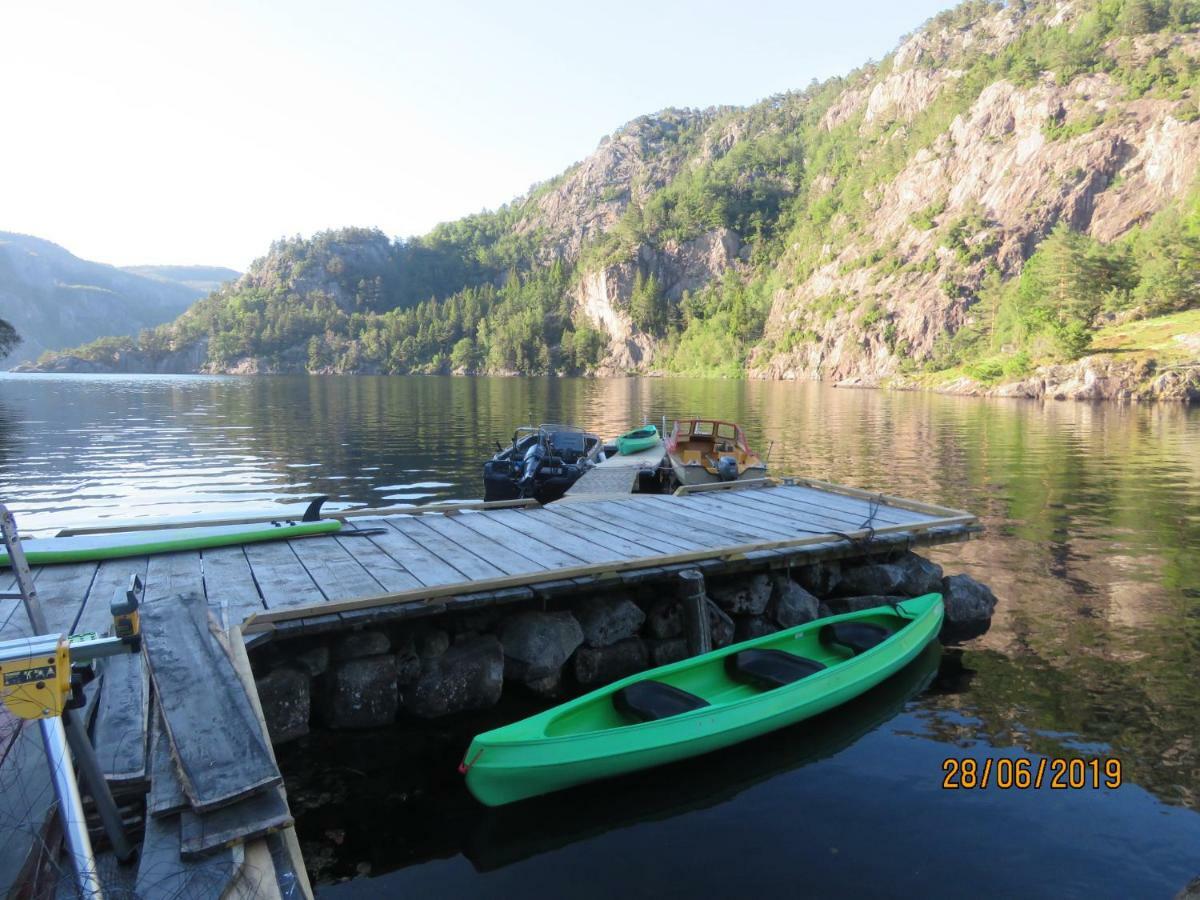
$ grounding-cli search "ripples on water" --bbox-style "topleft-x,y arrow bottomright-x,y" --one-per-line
1,373 -> 1198,896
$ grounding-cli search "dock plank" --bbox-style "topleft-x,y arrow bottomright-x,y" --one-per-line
568,500 -> 720,552
203,546 -> 266,629
717,487 -> 879,530
711,489 -> 891,535
354,517 -> 467,586
76,557 -> 152,785
288,535 -> 383,601
628,495 -> 792,544
518,506 -> 651,560
334,525 -> 422,593
144,551 -> 206,603
243,541 -> 326,610
135,812 -> 244,900
477,508 -> 626,564
673,492 -> 844,538
449,510 -> 590,569
26,562 -> 97,633
773,484 -> 927,525
419,514 -> 547,576
147,706 -> 188,819
142,592 -> 280,812
388,517 -> 505,581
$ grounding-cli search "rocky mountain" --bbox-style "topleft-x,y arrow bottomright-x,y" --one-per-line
27,0 -> 1200,399
0,233 -> 239,367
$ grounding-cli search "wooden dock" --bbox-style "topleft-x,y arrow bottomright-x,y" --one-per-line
0,477 -> 979,896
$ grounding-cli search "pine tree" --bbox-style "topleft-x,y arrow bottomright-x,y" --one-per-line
0,319 -> 20,359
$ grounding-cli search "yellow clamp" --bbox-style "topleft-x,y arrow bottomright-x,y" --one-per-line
0,634 -> 71,720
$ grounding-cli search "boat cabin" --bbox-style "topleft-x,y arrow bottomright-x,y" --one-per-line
665,419 -> 766,486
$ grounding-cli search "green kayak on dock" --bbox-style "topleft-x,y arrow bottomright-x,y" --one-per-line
615,424 -> 659,455
462,593 -> 944,806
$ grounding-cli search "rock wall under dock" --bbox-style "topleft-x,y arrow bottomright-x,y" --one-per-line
251,550 -> 998,744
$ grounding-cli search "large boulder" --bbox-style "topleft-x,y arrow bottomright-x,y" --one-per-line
645,598 -> 684,639
320,656 -> 397,730
894,552 -> 944,596
793,560 -> 841,596
496,611 -> 584,681
709,574 -> 772,615
836,561 -> 906,597
331,630 -> 390,661
768,575 -> 820,628
824,595 -> 907,615
573,638 -> 649,685
573,594 -> 646,648
255,667 -> 310,744
291,645 -> 330,677
399,635 -> 504,718
940,574 -> 998,643
734,616 -> 778,643
647,638 -> 689,667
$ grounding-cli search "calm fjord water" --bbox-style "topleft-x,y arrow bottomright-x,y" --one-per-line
1,373 -> 1198,897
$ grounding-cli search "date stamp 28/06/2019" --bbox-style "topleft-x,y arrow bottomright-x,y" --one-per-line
942,757 -> 1123,790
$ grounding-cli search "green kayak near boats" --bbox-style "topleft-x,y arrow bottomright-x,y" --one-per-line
461,593 -> 944,806
615,424 -> 659,456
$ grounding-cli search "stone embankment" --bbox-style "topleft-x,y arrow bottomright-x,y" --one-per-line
252,550 -> 998,744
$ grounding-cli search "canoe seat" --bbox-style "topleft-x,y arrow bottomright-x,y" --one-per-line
613,681 -> 710,722
820,622 -> 892,656
725,649 -> 826,689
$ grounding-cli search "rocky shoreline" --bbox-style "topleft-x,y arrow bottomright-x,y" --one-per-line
250,550 -> 998,745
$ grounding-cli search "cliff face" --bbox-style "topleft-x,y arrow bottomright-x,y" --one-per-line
26,1 -> 1200,400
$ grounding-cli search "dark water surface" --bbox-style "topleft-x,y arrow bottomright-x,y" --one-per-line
1,373 -> 1198,897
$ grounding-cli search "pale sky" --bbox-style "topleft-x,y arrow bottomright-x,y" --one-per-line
1,0 -> 955,271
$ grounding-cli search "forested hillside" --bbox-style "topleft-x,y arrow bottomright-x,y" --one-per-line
0,233 -> 237,367
31,0 -> 1200,399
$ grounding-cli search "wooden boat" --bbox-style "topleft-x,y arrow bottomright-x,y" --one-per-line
615,424 -> 659,456
665,418 -> 766,487
461,594 -> 944,806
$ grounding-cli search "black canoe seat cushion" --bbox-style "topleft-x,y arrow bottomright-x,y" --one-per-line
614,680 -> 710,722
725,649 -> 826,689
820,622 -> 892,656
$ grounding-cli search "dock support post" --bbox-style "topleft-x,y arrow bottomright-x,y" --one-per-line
677,569 -> 711,656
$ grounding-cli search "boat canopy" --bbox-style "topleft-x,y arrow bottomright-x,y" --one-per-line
670,419 -> 750,451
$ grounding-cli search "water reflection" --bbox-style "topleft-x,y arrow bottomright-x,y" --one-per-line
1,373 -> 1198,894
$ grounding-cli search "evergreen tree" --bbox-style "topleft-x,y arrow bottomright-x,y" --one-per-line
0,319 -> 20,359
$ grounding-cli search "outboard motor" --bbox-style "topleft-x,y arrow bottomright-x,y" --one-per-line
518,442 -> 547,495
717,455 -> 739,482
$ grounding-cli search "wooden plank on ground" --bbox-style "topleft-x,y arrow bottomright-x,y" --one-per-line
135,812 -> 244,900
388,517 -> 505,581
142,592 -> 280,812
202,546 -> 266,629
147,706 -> 188,819
226,626 -> 312,900
243,541 -> 326,611
226,838 -> 284,900
91,652 -> 150,786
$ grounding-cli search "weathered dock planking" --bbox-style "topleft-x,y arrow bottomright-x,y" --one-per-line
1,477 -> 979,897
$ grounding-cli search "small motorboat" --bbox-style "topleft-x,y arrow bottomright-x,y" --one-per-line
615,424 -> 659,456
460,594 -> 944,806
483,425 -> 603,504
665,418 -> 766,488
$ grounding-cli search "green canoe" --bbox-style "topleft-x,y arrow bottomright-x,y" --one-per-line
0,518 -> 341,568
615,424 -> 659,455
462,593 -> 943,806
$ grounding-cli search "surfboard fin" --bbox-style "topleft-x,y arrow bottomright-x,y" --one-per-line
302,496 -> 328,522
